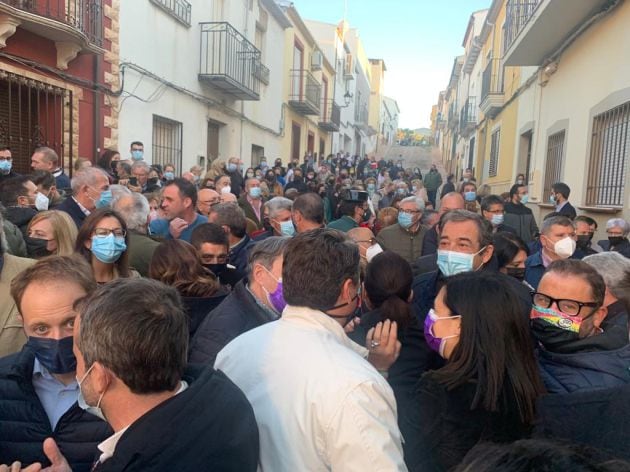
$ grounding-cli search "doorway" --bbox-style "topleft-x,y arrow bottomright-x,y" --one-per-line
291,122 -> 301,160
207,120 -> 221,164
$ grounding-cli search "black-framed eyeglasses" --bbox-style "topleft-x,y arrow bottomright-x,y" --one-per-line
531,291 -> 598,316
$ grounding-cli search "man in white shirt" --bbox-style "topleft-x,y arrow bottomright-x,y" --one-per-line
216,228 -> 407,471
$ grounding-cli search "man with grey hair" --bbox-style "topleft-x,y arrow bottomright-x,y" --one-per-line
377,196 -> 427,263
584,251 -> 630,318
598,218 -> 630,259
30,146 -> 70,192
128,160 -> 159,194
208,202 -> 251,274
189,236 -> 288,365
56,167 -> 111,228
255,196 -> 294,240
112,191 -> 159,277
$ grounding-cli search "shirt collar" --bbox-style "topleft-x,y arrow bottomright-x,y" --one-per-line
97,380 -> 189,463
245,284 -> 280,322
32,357 -> 51,379
281,305 -> 368,359
555,200 -> 568,211
72,196 -> 91,216
52,168 -> 63,178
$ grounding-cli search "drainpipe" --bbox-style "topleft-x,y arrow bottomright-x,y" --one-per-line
93,54 -> 101,162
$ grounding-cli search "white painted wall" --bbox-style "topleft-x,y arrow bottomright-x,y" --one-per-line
118,0 -> 286,172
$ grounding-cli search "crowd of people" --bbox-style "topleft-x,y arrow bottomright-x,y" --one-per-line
0,141 -> 629,471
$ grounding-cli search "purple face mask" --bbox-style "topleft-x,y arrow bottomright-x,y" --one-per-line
263,266 -> 287,314
423,309 -> 461,358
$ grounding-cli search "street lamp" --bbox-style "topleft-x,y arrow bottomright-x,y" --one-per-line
342,90 -> 353,107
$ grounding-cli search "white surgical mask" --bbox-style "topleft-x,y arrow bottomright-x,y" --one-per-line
220,186 -> 232,195
366,243 -> 383,262
34,192 -> 49,211
76,364 -> 107,421
490,214 -> 504,226
553,237 -> 576,259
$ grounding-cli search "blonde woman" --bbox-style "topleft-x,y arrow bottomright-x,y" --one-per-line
410,179 -> 429,206
26,210 -> 78,258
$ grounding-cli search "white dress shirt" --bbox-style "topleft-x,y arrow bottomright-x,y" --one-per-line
215,305 -> 407,472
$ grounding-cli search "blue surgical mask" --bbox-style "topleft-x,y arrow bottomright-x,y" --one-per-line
520,194 -> 529,204
164,171 -> 175,181
131,150 -> 143,161
95,189 -> 112,209
279,220 -> 295,237
367,183 -> 376,192
227,163 -> 237,172
437,247 -> 486,276
464,191 -> 477,202
0,159 -> 11,174
91,233 -> 126,263
398,211 -> 414,229
550,194 -> 556,204
77,364 -> 107,421
491,214 -> 504,226
26,336 -> 76,374
249,187 -> 262,199
397,188 -> 407,196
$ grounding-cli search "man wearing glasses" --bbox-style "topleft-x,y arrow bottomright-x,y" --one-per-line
377,196 -> 427,263
530,259 -> 628,394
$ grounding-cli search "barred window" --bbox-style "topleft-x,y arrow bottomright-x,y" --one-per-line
489,128 -> 500,177
543,131 -> 565,202
586,102 -> 630,207
152,115 -> 183,174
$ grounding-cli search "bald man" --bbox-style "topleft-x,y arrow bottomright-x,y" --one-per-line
420,192 -> 465,256
348,227 -> 383,275
197,188 -> 220,217
220,192 -> 237,204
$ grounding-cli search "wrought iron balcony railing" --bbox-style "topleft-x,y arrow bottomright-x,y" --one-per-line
460,97 -> 477,136
319,99 -> 340,132
288,69 -> 320,115
2,0 -> 103,46
149,0 -> 191,26
503,0 -> 542,53
199,22 -> 264,101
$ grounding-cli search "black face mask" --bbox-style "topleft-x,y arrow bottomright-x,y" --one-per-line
576,235 -> 592,249
148,177 -> 159,186
204,263 -> 227,277
294,177 -> 303,184
25,236 -> 53,259
324,295 -> 360,327
506,267 -> 525,281
609,236 -> 625,247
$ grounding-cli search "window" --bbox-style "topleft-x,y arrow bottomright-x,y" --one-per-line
152,115 -> 183,174
149,0 -> 191,26
586,101 -> 630,207
489,128 -> 500,177
543,130 -> 565,202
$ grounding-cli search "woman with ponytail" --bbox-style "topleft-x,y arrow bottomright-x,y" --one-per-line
349,251 -> 434,401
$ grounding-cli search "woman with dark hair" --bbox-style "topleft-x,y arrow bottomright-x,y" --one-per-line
493,232 -> 530,283
76,208 -> 137,283
349,251 -> 433,399
95,148 -> 120,182
149,239 -> 228,339
400,271 -> 545,471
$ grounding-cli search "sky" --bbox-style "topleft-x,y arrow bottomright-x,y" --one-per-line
291,0 -> 491,129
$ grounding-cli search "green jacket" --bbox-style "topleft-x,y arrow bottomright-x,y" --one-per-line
327,216 -> 359,233
424,170 -> 443,191
128,231 -> 161,277
377,223 -> 428,263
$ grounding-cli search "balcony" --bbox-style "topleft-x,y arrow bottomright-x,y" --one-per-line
149,0 -> 191,26
480,59 -> 504,118
503,0 -> 611,66
0,0 -> 103,67
319,99 -> 340,132
459,97 -> 477,137
253,62 -> 269,86
354,102 -> 368,131
447,102 -> 458,130
288,69 -> 320,115
199,22 -> 264,101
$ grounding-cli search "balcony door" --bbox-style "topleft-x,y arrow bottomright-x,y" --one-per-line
293,40 -> 304,100
321,76 -> 328,119
291,122 -> 301,161
307,132 -> 315,154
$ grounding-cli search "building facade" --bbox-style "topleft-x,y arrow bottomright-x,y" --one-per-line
0,0 -> 118,174
433,0 -> 630,231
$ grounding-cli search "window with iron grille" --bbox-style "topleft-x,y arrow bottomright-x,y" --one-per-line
586,101 -> 630,207
149,0 -> 191,26
489,128 -> 500,177
543,130 -> 565,202
152,115 -> 183,174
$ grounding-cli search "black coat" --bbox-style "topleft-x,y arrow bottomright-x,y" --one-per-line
3,206 -> 37,236
598,238 -> 630,258
182,290 -> 229,340
420,226 -> 438,256
228,234 -> 251,275
349,308 -> 437,402
0,347 -> 112,472
534,383 -> 630,461
56,197 -> 87,229
399,375 -> 531,472
94,365 -> 259,471
189,280 -> 277,365
557,201 -> 577,219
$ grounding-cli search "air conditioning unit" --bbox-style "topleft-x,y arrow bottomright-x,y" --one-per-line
311,51 -> 322,71
344,54 -> 353,78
